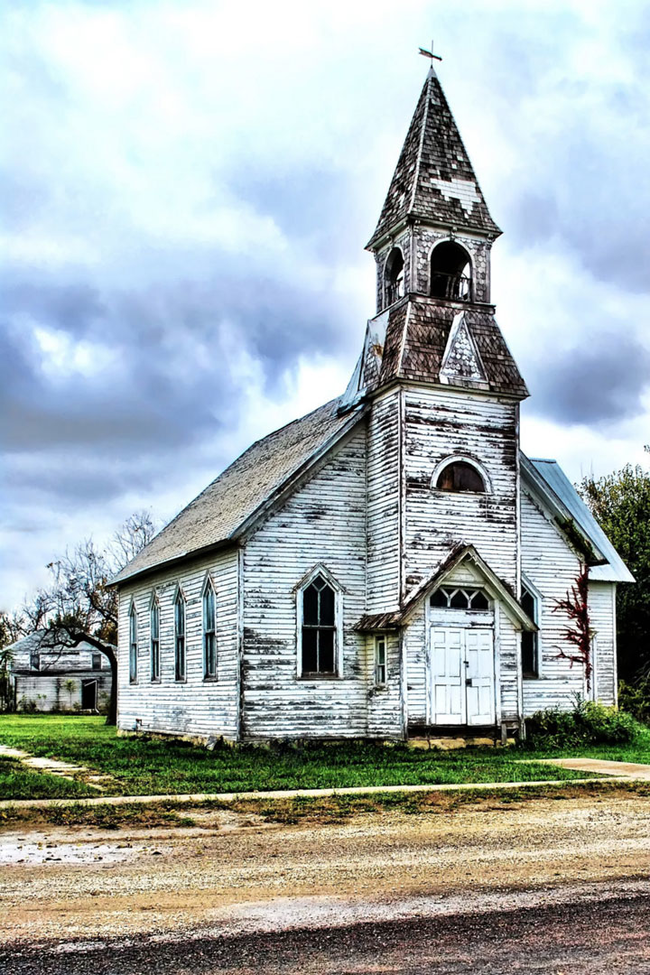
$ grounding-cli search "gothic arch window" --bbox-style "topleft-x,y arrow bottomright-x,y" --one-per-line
430,241 -> 471,301
384,247 -> 405,307
521,584 -> 540,678
129,602 -> 138,684
150,593 -> 160,683
297,568 -> 341,678
174,588 -> 186,682
202,576 -> 217,680
434,458 -> 487,494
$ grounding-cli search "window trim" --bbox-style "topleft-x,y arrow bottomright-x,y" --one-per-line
521,576 -> 542,679
173,587 -> 187,683
295,565 -> 343,680
374,635 -> 387,687
202,575 -> 217,681
128,601 -> 138,684
431,455 -> 491,495
150,593 -> 161,683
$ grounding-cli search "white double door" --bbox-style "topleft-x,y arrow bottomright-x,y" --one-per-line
429,626 -> 495,726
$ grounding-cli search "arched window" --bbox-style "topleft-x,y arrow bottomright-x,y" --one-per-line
174,589 -> 186,682
521,585 -> 539,678
430,241 -> 471,301
203,579 -> 217,680
150,595 -> 160,682
129,603 -> 138,684
384,247 -> 405,307
436,461 -> 486,493
300,573 -> 338,676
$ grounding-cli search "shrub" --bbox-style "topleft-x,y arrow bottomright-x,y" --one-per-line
619,679 -> 650,725
524,698 -> 641,749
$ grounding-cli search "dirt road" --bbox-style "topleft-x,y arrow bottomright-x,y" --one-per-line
2,792 -> 650,972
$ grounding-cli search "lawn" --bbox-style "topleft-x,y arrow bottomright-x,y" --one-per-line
0,715 -> 596,798
0,755 -> 97,800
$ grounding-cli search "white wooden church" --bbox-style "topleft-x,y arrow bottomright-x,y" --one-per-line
113,67 -> 633,742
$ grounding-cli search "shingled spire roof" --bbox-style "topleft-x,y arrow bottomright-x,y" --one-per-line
367,68 -> 501,248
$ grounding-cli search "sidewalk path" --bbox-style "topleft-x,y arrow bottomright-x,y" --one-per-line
1,751 -> 648,811
539,756 -> 650,780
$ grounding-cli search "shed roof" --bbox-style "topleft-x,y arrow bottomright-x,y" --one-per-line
112,398 -> 366,585
522,456 -> 634,584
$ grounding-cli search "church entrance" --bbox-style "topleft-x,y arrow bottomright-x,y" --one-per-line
429,626 -> 495,725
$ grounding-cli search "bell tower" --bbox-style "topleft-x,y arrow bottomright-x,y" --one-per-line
348,63 -> 529,615
367,64 -> 500,313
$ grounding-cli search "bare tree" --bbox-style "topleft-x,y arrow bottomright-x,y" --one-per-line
25,511 -> 157,725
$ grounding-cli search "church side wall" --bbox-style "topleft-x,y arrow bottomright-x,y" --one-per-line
117,547 -> 240,740
402,386 -> 519,594
521,490 -> 608,713
589,581 -> 617,707
242,426 -> 402,739
367,388 -> 401,611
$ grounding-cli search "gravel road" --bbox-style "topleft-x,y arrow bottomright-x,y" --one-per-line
2,792 -> 650,972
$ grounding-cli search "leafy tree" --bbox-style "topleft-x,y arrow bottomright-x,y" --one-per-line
580,449 -> 650,682
19,511 -> 157,725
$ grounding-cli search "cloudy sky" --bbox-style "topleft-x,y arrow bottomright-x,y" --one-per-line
2,0 -> 650,611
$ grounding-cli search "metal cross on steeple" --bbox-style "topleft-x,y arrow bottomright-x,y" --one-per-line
418,41 -> 442,63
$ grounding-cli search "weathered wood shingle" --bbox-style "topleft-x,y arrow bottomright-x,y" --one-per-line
368,69 -> 501,249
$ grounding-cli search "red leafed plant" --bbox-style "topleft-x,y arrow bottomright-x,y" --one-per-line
553,563 -> 593,693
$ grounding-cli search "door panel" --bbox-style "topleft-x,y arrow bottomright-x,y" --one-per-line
431,628 -> 465,724
430,627 -> 495,726
465,629 -> 495,725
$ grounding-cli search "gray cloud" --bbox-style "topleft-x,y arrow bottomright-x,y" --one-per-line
527,334 -> 650,425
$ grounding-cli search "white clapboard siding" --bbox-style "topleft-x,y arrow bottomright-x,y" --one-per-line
15,673 -> 111,712
402,386 -> 519,594
241,426 -> 377,739
366,633 -> 404,738
521,489 -> 614,714
589,581 -> 617,706
367,387 -> 401,611
117,547 -> 240,740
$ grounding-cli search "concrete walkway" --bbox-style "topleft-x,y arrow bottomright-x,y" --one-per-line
0,744 -> 111,790
540,757 -> 650,780
0,774 -> 640,811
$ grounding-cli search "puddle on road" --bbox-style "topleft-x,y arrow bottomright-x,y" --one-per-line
0,835 -> 164,866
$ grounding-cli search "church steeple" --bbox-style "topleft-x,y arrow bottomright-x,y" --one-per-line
340,67 -> 528,409
368,67 -> 501,249
368,68 -> 503,312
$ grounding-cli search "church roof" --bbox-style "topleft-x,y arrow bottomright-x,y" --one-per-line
367,68 -> 501,248
112,399 -> 366,585
342,297 -> 529,403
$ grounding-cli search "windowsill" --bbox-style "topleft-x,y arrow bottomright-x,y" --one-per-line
203,676 -> 218,683
150,678 -> 161,684
129,680 -> 139,686
523,673 -> 541,680
298,673 -> 341,680
174,678 -> 187,684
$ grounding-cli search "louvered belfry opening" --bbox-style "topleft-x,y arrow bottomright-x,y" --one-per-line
430,241 -> 471,301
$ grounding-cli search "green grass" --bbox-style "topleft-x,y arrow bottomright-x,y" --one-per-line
0,755 -> 97,800
0,715 -> 595,799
